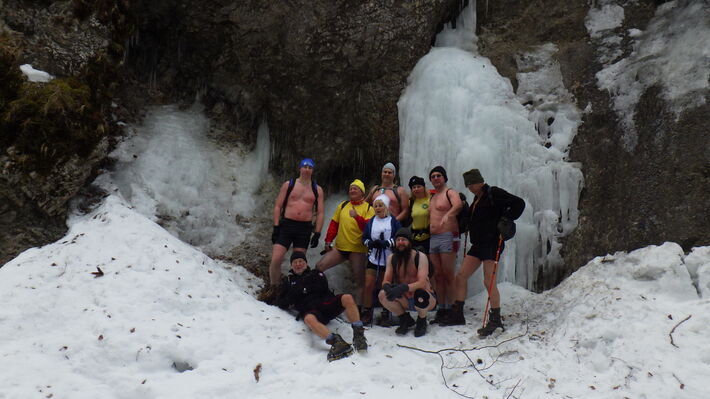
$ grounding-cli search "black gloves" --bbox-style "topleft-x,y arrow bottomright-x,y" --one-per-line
497,217 -> 516,241
384,283 -> 408,301
367,239 -> 390,249
377,239 -> 390,249
272,226 -> 280,244
310,232 -> 321,248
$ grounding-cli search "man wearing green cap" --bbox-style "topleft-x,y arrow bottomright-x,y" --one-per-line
442,169 -> 525,337
316,179 -> 375,307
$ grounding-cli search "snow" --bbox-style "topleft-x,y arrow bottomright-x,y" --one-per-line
585,3 -> 625,39
95,105 -> 271,255
1,195 -> 709,399
398,2 -> 583,291
591,0 -> 710,151
19,64 -> 53,82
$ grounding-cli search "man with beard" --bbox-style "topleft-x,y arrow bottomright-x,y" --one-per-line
378,228 -> 437,337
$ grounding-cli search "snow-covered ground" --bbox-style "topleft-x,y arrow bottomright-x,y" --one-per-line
1,195 -> 708,399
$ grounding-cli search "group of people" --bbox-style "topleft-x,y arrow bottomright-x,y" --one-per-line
260,159 -> 525,361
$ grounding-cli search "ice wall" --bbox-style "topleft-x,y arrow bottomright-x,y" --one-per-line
398,1 -> 583,291
99,105 -> 271,254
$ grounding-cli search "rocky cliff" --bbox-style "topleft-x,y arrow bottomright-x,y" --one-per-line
2,0 -> 708,293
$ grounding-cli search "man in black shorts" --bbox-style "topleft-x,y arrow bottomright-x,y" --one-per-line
260,158 -> 325,303
443,169 -> 525,336
277,252 -> 368,361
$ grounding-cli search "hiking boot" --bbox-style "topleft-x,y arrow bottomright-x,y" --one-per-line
352,325 -> 368,352
257,284 -> 281,305
375,309 -> 394,327
430,308 -> 449,325
477,308 -> 505,337
440,301 -> 466,326
360,307 -> 373,325
326,334 -> 353,362
395,313 -> 415,336
414,316 -> 428,337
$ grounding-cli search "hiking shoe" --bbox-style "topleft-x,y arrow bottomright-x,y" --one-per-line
326,334 -> 353,362
361,307 -> 373,326
375,309 -> 394,327
257,284 -> 281,305
352,326 -> 368,352
395,313 -> 415,336
477,308 -> 504,337
414,316 -> 428,337
440,302 -> 466,326
430,309 -> 449,325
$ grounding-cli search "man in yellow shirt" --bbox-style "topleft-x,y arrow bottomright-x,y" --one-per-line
316,179 -> 375,306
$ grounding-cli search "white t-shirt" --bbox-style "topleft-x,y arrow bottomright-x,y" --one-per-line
368,216 -> 393,266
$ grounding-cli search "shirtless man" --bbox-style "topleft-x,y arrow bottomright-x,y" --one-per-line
378,227 -> 437,337
365,162 -> 409,223
261,158 -> 325,302
427,165 -> 462,324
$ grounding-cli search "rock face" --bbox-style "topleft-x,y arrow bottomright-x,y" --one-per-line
475,0 -> 709,289
125,0 -> 456,190
0,0 -> 128,264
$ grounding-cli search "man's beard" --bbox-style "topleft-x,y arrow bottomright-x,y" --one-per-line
393,242 -> 412,269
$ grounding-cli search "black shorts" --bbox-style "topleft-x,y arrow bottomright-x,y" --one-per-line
412,238 -> 430,255
304,294 -> 345,324
276,218 -> 313,249
366,260 -> 386,271
467,241 -> 505,261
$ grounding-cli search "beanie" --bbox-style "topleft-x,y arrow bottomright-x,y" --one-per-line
373,194 -> 391,209
463,169 -> 484,186
382,162 -> 397,175
299,158 -> 315,168
350,179 -> 365,194
394,227 -> 412,241
290,251 -> 307,264
408,175 -> 425,189
429,165 -> 448,182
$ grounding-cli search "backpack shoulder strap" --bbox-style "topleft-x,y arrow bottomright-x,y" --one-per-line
281,178 -> 297,218
414,250 -> 420,268
392,185 -> 401,205
339,200 -> 350,210
311,180 -> 319,213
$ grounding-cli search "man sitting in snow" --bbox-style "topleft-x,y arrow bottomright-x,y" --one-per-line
277,251 -> 367,361
378,228 -> 437,337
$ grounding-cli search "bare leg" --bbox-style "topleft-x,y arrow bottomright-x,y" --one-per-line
303,313 -> 330,339
315,248 -> 346,272
453,254 -> 482,301
438,251 -> 457,306
482,260 -> 501,308
363,270 -> 376,308
349,252 -> 367,305
429,253 -> 443,302
268,244 -> 289,286
341,294 -> 361,322
378,290 -> 408,315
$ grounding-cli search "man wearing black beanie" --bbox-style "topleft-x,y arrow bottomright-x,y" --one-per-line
427,165 -> 462,324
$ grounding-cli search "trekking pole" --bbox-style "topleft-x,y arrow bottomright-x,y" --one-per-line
371,246 -> 383,327
481,237 -> 504,329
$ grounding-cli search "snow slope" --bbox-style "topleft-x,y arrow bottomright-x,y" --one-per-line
1,195 -> 708,399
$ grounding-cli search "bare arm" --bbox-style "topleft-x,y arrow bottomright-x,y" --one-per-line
382,254 -> 394,285
314,185 -> 325,232
408,252 -> 429,292
272,181 -> 290,226
395,186 -> 409,222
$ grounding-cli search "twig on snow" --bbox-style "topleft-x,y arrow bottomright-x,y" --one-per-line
669,315 -> 691,348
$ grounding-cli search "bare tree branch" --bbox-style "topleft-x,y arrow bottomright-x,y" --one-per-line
669,315 -> 691,348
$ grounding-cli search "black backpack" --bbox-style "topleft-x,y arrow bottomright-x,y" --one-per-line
280,178 -> 319,219
443,189 -> 470,236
